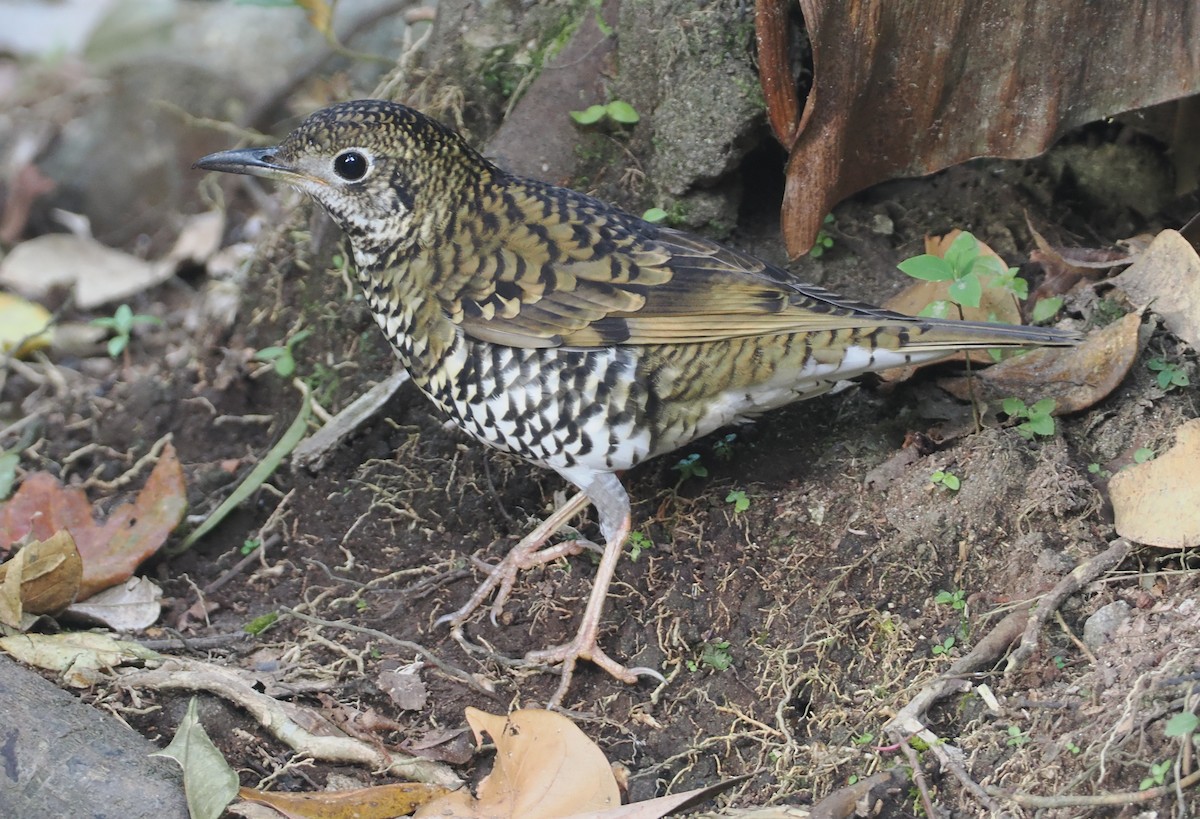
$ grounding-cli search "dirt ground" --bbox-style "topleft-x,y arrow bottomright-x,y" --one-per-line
2,24 -> 1199,819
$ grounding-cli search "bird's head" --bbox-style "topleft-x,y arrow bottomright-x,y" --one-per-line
195,100 -> 491,263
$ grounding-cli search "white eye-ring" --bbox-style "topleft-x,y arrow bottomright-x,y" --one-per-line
332,149 -> 371,182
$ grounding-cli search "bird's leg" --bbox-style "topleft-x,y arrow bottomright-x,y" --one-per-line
436,489 -> 593,627
524,472 -> 663,707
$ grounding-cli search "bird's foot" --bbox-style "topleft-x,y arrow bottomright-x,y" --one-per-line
435,490 -> 593,628
526,630 -> 665,708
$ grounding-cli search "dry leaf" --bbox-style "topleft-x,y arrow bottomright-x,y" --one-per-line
0,442 -> 187,600
0,233 -> 174,310
0,630 -> 161,687
378,661 -> 429,711
415,708 -> 620,818
0,530 -> 82,628
239,782 -> 450,819
937,310 -> 1141,412
0,291 -> 53,358
66,575 -> 163,631
1110,229 -> 1200,349
1109,418 -> 1200,549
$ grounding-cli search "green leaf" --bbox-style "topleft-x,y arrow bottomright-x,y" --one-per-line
1001,397 -> 1026,416
107,334 -> 129,358
113,303 -> 134,335
1025,414 -> 1056,436
150,698 -> 239,819
971,254 -> 1008,279
918,300 -> 953,319
942,473 -> 960,491
605,100 -> 640,124
898,255 -> 955,281
1031,296 -> 1064,323
570,105 -> 606,125
642,207 -> 668,223
944,232 -> 980,277
1133,447 -> 1155,463
1165,711 -> 1199,737
1030,397 -> 1057,416
949,272 -> 983,308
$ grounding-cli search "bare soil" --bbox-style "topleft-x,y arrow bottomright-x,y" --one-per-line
4,116 -> 1199,817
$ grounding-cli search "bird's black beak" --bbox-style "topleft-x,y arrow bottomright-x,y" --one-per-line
193,147 -> 295,181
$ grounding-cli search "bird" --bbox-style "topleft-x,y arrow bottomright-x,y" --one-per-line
196,99 -> 1079,705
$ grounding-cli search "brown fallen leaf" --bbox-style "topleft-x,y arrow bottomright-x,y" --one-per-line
238,782 -> 450,819
1026,215 -> 1130,304
1110,229 -> 1200,349
758,1 -> 1200,256
415,708 -> 620,819
0,530 -> 82,629
1109,418 -> 1200,549
937,310 -> 1141,413
0,442 -> 187,600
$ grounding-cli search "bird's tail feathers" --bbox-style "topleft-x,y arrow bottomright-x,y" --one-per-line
896,319 -> 1080,353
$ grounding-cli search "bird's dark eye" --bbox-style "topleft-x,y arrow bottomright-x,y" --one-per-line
333,150 -> 369,181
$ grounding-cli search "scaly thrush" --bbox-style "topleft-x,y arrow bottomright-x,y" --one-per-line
196,100 -> 1078,704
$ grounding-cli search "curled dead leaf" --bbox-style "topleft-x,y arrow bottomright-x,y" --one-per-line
937,310 -> 1142,413
1110,229 -> 1200,349
0,530 -> 82,628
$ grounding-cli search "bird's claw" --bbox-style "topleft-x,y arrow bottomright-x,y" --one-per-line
527,636 -> 662,707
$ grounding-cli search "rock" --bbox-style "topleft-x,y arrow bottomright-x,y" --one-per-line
1083,600 -> 1132,651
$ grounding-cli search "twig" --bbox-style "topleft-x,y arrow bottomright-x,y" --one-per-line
1005,538 -> 1132,675
986,767 -> 1200,808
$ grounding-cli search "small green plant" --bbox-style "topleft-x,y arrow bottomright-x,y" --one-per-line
931,635 -> 955,656
255,329 -> 312,378
713,432 -> 738,462
1147,357 -> 1190,391
1140,759 -> 1172,790
1031,296 -> 1064,323
809,214 -> 836,258
570,99 -> 639,126
1053,655 -> 1068,670
725,489 -> 750,513
698,639 -> 733,671
1133,447 -> 1155,464
847,774 -> 859,785
898,231 -> 1023,317
355,598 -> 369,612
1087,462 -> 1112,478
930,470 -> 960,491
672,453 -> 708,482
1064,740 -> 1081,754
935,589 -> 966,611
1001,397 -> 1057,439
91,304 -> 162,358
642,207 -> 668,223
1005,725 -> 1029,747
243,612 -> 279,636
1165,711 -> 1199,737
627,530 -> 654,561
851,732 -> 875,747
240,538 -> 261,556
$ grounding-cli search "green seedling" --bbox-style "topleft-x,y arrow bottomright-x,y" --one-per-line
725,489 -> 750,513
255,329 -> 312,378
930,470 -> 960,491
240,538 -> 261,556
935,589 -> 966,611
898,231 -> 1023,317
91,304 -> 162,358
1140,760 -> 1172,790
570,99 -> 640,126
931,635 -> 955,656
627,530 -> 653,561
243,612 -> 279,635
713,432 -> 738,461
1087,463 -> 1112,478
1001,397 -> 1057,439
809,214 -> 836,258
1147,357 -> 1189,391
672,453 -> 708,482
1005,725 -> 1029,747
642,207 -> 668,223
1165,711 -> 1199,737
698,639 -> 733,671
1031,296 -> 1064,323
1133,447 -> 1155,464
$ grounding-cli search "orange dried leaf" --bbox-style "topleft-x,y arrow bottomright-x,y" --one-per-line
0,443 -> 187,600
238,782 -> 449,819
